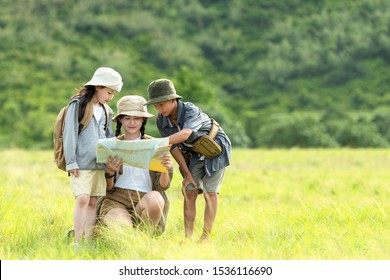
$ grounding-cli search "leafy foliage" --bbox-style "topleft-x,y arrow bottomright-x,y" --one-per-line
2,0 -> 390,148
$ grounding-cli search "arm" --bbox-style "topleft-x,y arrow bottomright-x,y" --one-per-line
168,128 -> 193,145
158,122 -> 195,187
170,147 -> 196,188
158,154 -> 173,188
63,101 -> 80,176
105,155 -> 123,192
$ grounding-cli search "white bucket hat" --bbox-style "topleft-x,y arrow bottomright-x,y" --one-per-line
85,67 -> 123,92
112,95 -> 154,121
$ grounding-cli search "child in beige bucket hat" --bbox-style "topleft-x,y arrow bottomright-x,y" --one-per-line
97,95 -> 173,235
112,95 -> 154,120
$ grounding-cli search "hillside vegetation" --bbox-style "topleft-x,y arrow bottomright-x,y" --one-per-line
2,0 -> 390,148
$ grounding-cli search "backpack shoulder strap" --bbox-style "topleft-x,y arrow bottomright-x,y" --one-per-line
79,101 -> 93,131
79,102 -> 110,131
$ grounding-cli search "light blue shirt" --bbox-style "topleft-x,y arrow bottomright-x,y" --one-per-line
63,99 -> 114,171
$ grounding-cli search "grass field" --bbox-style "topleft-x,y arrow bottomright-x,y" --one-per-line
0,148 -> 388,260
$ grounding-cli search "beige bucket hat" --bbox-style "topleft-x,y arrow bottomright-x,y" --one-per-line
112,95 -> 154,122
85,67 -> 123,92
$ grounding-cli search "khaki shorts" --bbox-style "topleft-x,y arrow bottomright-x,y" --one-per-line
185,161 -> 226,194
70,170 -> 106,197
99,188 -> 146,224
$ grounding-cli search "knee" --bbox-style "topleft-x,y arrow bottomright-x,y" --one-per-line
139,192 -> 165,219
76,194 -> 90,207
148,191 -> 165,212
186,189 -> 198,202
88,197 -> 97,208
204,192 -> 218,203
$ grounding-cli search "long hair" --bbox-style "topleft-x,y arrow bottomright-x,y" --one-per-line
72,85 -> 96,123
115,116 -> 147,139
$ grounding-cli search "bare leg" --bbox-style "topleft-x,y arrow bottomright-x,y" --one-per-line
136,191 -> 165,227
183,189 -> 198,239
103,208 -> 133,228
199,192 -> 218,242
73,194 -> 90,243
84,196 -> 97,240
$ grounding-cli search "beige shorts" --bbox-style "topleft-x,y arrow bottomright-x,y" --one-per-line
70,170 -> 106,197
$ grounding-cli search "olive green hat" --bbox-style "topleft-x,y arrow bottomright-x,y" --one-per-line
146,78 -> 182,105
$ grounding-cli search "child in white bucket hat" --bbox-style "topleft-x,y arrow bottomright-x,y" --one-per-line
63,67 -> 122,248
97,95 -> 173,235
85,67 -> 123,92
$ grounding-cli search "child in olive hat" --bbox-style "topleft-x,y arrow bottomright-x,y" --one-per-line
146,78 -> 232,242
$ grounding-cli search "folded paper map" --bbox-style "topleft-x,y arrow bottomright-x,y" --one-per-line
97,137 -> 170,172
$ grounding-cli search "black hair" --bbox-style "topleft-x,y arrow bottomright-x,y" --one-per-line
115,116 -> 147,139
74,85 -> 96,123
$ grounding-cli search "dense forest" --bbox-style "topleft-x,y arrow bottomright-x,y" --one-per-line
2,0 -> 390,149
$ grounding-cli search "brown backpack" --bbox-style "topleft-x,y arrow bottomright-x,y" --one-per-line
53,99 -> 109,171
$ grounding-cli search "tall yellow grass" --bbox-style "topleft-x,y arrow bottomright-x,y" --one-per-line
0,148 -> 388,259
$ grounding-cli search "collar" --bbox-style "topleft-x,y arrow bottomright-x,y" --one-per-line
161,100 -> 184,128
117,134 -> 143,140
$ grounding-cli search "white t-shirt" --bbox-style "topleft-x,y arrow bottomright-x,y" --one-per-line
93,104 -> 103,123
114,165 -> 153,193
113,137 -> 153,193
